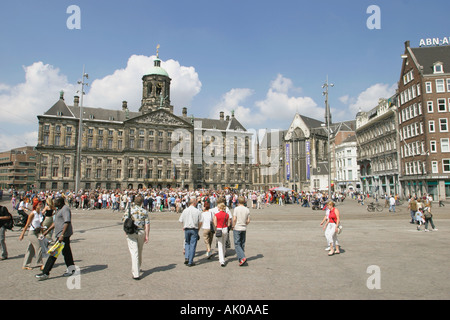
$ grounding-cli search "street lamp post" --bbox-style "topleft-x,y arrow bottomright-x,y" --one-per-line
322,77 -> 334,198
75,66 -> 89,193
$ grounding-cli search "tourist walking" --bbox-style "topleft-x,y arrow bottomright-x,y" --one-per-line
423,207 -> 438,232
201,202 -> 214,258
323,201 -> 341,256
214,203 -> 230,267
0,205 -> 12,260
179,198 -> 203,267
320,203 -> 340,251
124,195 -> 150,280
389,195 -> 396,213
36,197 -> 76,281
19,201 -> 45,270
408,196 -> 418,224
232,196 -> 250,266
42,197 -> 55,242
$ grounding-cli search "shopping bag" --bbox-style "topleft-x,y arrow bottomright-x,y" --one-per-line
47,241 -> 65,258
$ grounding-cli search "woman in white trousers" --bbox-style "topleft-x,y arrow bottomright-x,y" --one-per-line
214,203 -> 230,267
322,201 -> 340,256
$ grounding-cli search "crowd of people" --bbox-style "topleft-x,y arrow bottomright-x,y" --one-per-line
406,194 -> 438,232
1,185 -> 439,281
8,188 -> 347,215
1,186 -> 344,280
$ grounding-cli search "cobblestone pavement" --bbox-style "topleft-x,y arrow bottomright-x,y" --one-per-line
1,198 -> 449,300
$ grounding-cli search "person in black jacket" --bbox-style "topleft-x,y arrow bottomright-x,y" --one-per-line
0,206 -> 13,260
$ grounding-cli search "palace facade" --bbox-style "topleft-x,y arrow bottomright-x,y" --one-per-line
35,53 -> 252,191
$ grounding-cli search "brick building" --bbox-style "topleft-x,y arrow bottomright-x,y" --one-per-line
0,146 -> 37,191
398,41 -> 450,201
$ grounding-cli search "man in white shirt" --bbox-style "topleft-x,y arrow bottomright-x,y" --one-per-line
179,198 -> 203,266
232,196 -> 250,266
389,195 -> 396,213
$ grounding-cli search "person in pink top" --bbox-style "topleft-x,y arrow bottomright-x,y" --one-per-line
214,203 -> 230,267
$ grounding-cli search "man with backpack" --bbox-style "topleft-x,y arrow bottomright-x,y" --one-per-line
0,205 -> 13,260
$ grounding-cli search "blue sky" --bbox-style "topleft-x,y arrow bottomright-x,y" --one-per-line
1,0 -> 449,151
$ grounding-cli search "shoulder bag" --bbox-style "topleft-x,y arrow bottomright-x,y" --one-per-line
123,205 -> 137,235
215,213 -> 227,238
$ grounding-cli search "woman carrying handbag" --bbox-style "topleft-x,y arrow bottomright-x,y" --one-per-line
214,203 -> 230,267
19,201 -> 45,270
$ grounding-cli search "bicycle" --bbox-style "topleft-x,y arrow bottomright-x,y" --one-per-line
367,202 -> 383,212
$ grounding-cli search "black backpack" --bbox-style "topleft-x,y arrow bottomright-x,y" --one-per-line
0,206 -> 14,230
123,205 -> 137,234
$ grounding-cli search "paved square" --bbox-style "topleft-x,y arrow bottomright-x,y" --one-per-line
1,198 -> 449,300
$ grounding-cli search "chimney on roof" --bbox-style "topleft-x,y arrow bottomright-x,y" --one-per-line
220,111 -> 224,120
226,115 -> 230,121
182,107 -> 187,117
74,96 -> 79,107
122,101 -> 128,111
405,40 -> 410,49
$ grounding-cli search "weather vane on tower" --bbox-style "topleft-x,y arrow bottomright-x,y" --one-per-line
156,44 -> 160,58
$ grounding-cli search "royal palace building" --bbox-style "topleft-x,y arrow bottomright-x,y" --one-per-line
35,53 -> 252,191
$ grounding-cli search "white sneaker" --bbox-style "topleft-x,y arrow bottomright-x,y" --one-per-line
35,273 -> 49,281
433,228 -> 438,231
325,247 -> 330,251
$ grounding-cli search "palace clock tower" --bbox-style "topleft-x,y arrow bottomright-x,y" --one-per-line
140,45 -> 172,114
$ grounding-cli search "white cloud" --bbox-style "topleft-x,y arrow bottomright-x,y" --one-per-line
346,83 -> 397,115
209,88 -> 255,121
0,131 -> 38,152
338,95 -> 350,104
210,74 -> 321,129
0,62 -> 77,125
254,74 -> 320,124
85,55 -> 202,113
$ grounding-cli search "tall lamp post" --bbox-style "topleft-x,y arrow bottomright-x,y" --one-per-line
322,77 -> 334,197
75,67 -> 89,193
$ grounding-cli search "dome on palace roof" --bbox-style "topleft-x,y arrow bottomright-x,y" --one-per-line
147,57 -> 169,77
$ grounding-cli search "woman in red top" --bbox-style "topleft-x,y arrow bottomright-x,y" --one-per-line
214,203 -> 230,267
324,201 -> 340,256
